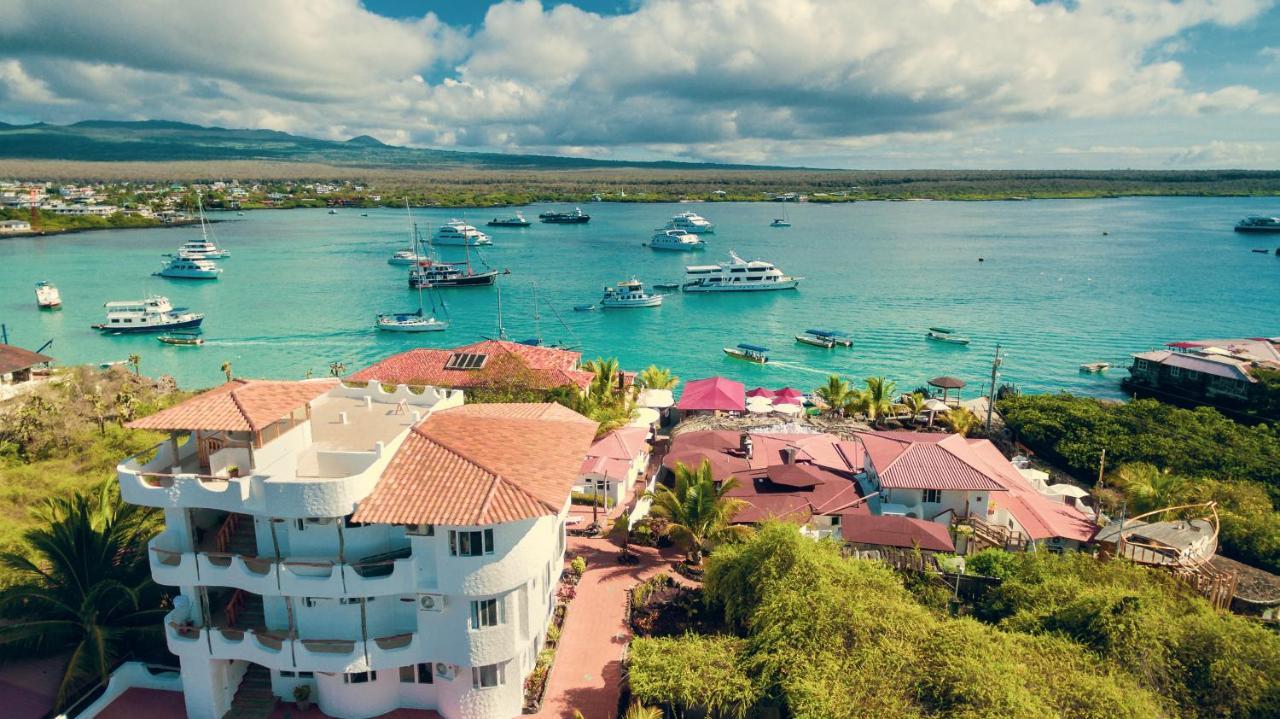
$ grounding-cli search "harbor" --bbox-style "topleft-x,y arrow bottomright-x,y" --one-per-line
2,196 -> 1279,394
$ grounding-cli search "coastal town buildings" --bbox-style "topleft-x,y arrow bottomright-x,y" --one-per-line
348,340 -> 595,392
116,376 -> 597,719
1125,337 -> 1280,414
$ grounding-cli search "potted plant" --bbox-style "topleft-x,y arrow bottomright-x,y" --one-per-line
226,465 -> 241,478
293,684 -> 312,712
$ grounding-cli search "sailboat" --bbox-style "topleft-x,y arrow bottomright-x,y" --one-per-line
377,230 -> 449,332
408,223 -> 504,288
770,207 -> 792,228
388,200 -> 425,265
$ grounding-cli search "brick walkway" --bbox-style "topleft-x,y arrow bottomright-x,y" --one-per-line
533,537 -> 686,719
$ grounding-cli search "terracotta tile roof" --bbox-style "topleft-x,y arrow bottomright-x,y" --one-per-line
352,403 -> 598,526
725,463 -> 862,523
347,341 -> 593,390
0,344 -> 54,375
964,440 -> 1097,543
127,379 -> 337,433
586,426 -> 650,461
841,514 -> 955,552
854,431 -> 1007,492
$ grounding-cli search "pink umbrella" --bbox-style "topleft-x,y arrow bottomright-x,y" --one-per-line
774,387 -> 804,405
747,387 -> 776,399
677,376 -> 747,412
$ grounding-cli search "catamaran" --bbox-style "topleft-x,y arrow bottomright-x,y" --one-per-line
34,280 -> 61,309
684,251 -> 801,292
92,296 -> 204,333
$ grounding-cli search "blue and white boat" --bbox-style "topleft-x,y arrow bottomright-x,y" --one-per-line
92,296 -> 204,333
796,328 -> 852,348
723,343 -> 770,363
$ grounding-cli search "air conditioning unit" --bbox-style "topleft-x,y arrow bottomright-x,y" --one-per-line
434,662 -> 455,680
418,593 -> 446,612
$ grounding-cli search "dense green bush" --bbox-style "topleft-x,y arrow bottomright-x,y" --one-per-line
628,635 -> 760,719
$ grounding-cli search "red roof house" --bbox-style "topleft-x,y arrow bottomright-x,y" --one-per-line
348,340 -> 594,391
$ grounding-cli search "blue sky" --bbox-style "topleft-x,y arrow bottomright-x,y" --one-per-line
0,0 -> 1278,169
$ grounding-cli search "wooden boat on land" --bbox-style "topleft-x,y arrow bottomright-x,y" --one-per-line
158,332 -> 204,347
926,327 -> 970,345
724,343 -> 770,363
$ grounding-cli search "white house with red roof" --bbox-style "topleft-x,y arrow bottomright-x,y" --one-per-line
116,377 -> 597,719
575,425 -> 651,508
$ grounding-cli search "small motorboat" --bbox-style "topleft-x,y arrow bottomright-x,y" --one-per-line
770,218 -> 791,227
487,213 -> 531,227
574,304 -> 598,312
328,208 -> 338,215
158,332 -> 204,347
34,280 -> 62,309
926,327 -> 970,345
600,279 -> 663,308
724,343 -> 770,363
1080,362 -> 1111,373
798,328 -> 851,348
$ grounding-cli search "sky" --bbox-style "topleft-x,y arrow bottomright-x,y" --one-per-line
0,0 -> 1278,169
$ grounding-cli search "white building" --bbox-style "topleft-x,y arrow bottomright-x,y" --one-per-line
576,425 -> 650,508
118,378 -> 598,719
0,219 -> 32,233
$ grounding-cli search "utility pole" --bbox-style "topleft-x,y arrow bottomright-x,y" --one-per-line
985,344 -> 1003,433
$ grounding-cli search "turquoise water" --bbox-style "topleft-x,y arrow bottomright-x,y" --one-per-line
2,198 -> 1278,397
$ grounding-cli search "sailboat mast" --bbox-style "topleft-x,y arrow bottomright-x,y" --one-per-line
496,285 -> 508,340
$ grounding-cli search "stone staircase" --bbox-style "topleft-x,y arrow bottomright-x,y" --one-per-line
223,664 -> 276,719
219,513 -> 259,557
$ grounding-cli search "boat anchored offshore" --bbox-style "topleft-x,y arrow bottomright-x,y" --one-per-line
157,332 -> 204,347
684,251 -> 802,292
388,249 -> 425,266
666,211 -> 715,234
600,279 -> 663,308
1080,362 -> 1111,373
155,255 -> 222,280
796,328 -> 851,348
487,213 -> 531,227
181,192 -> 230,258
1234,216 -> 1280,233
770,218 -> 792,227
926,327 -> 971,345
433,220 -> 492,246
34,281 -> 62,309
92,296 -> 204,333
647,228 -> 706,251
724,343 -> 770,363
380,231 -> 450,332
539,208 -> 591,224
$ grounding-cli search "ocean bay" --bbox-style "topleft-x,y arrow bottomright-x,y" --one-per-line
2,197 -> 1277,396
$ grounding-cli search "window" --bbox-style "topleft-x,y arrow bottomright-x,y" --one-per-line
829,515 -> 841,526
1169,366 -> 1182,378
399,663 -> 433,684
470,598 -> 503,629
406,523 -> 435,536
343,670 -> 377,684
450,529 -> 494,557
294,518 -> 306,532
922,489 -> 942,504
279,670 -> 314,679
1135,359 -> 1149,370
472,663 -> 503,689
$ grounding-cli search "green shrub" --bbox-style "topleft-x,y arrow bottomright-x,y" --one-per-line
570,556 -> 587,576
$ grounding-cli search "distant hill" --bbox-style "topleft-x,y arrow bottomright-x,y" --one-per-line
0,119 -> 781,171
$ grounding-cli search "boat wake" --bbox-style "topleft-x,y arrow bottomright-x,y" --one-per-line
204,329 -> 368,347
764,360 -> 835,377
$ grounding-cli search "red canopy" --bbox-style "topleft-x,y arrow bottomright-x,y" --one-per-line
774,387 -> 804,404
746,387 -> 776,399
677,376 -> 746,412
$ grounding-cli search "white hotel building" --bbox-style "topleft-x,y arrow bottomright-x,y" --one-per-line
118,378 -> 598,719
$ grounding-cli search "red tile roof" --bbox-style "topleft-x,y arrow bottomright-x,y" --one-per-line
127,379 -> 337,432
964,440 -> 1097,543
677,377 -> 745,411
580,426 -> 649,477
352,403 -> 598,526
855,431 -> 1007,492
0,344 -> 53,375
347,341 -> 592,390
841,514 -> 955,552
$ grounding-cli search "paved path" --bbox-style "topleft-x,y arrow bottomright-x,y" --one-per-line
533,538 -> 685,719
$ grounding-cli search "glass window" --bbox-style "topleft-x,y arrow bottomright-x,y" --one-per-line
400,663 -> 433,684
343,670 -> 377,684
470,598 -> 502,629
450,529 -> 495,557
472,663 -> 502,689
922,489 -> 942,504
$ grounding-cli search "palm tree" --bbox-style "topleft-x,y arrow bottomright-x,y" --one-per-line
623,703 -> 663,719
583,357 -> 622,399
644,460 -> 752,564
126,353 -> 141,377
901,392 -> 927,418
220,361 -> 233,382
814,375 -> 851,416
636,365 -> 679,391
862,376 -> 897,426
943,407 -> 980,436
1111,462 -> 1190,513
0,483 -> 165,711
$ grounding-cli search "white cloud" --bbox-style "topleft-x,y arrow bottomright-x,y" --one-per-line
0,0 -> 1276,166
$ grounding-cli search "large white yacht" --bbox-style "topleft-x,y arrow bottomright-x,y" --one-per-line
648,228 -> 706,251
92,295 -> 204,333
176,238 -> 229,259
432,220 -> 492,246
684,251 -> 802,292
34,280 -> 62,309
155,255 -> 222,280
600,279 -> 663,308
667,210 -> 715,234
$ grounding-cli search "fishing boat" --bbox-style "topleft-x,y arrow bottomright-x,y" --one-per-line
723,343 -> 770,363
487,213 -> 531,227
155,255 -> 222,280
379,231 -> 449,332
926,327 -> 971,345
600,279 -> 663,308
157,332 -> 204,347
34,280 -> 61,309
1080,362 -> 1111,373
684,251 -> 802,292
666,211 -> 715,234
433,220 -> 492,246
539,208 -> 591,224
647,228 -> 706,251
92,296 -> 204,333
1234,216 -> 1280,233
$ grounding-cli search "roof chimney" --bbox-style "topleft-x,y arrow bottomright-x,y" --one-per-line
740,433 -> 753,460
782,446 -> 797,465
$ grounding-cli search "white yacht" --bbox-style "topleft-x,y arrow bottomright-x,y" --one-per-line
648,228 -> 706,251
684,251 -> 802,292
433,220 -> 492,246
667,210 -> 715,234
600,279 -> 663,308
92,296 -> 204,333
387,249 -> 424,266
183,192 -> 230,257
155,255 -> 222,280
34,280 -> 61,309
375,309 -> 448,332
